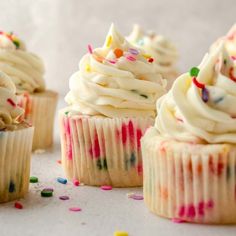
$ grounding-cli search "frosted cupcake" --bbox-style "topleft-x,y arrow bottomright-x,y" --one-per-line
141,42 -> 236,224
0,71 -> 34,203
0,31 -> 58,150
127,25 -> 179,89
59,24 -> 167,187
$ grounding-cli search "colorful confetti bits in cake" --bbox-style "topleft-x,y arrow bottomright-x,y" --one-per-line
190,67 -> 200,77
69,207 -> 82,212
57,177 -> 67,184
126,55 -> 136,62
87,44 -> 93,54
41,189 -> 53,197
14,202 -> 23,209
201,87 -> 209,103
192,77 -> 205,89
114,48 -> 123,58
148,57 -> 154,63
128,48 -> 139,55
106,35 -> 112,47
114,231 -> 129,236
30,176 -> 38,183
101,185 -> 112,190
59,196 -> 70,200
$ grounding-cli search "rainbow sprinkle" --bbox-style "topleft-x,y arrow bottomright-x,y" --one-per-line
88,44 -> 93,54
106,36 -> 112,47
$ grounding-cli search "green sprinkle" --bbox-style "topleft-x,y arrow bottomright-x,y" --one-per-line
65,111 -> 69,115
224,59 -> 227,65
190,67 -> 200,77
13,40 -> 20,49
41,190 -> 53,197
30,176 -> 38,183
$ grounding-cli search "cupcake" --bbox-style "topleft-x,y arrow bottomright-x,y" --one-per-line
0,31 -> 58,151
141,42 -> 236,224
59,24 -> 167,187
127,25 -> 179,89
0,71 -> 34,203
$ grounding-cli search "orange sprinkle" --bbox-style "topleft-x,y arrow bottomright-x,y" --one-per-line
114,48 -> 123,58
93,54 -> 104,63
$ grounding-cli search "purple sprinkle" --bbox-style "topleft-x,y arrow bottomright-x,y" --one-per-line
130,194 -> 144,200
59,196 -> 70,200
128,48 -> 139,55
202,87 -> 209,103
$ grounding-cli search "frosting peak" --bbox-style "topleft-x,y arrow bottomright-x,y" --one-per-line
65,24 -> 167,118
0,71 -> 24,130
0,31 -> 45,94
155,42 -> 236,144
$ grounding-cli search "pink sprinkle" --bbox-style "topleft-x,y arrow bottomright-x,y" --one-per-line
59,196 -> 70,200
14,202 -> 23,209
73,179 -> 80,186
129,194 -> 143,200
69,207 -> 82,212
231,56 -> 236,60
126,55 -> 136,62
88,44 -> 93,54
101,185 -> 112,191
57,160 -> 62,164
172,218 -> 186,223
7,98 -> 16,107
107,59 -> 116,64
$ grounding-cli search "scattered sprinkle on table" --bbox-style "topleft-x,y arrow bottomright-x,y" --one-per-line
101,185 -> 112,190
59,196 -> 70,201
30,176 -> 38,183
41,189 -> 53,197
14,202 -> 23,209
57,160 -> 62,164
57,177 -> 67,184
114,231 -> 129,236
73,179 -> 80,186
69,207 -> 82,212
127,193 -> 143,200
172,218 -> 186,223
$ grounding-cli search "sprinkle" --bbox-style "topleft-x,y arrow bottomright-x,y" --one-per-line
224,59 -> 227,65
201,87 -> 209,103
14,202 -> 23,209
69,207 -> 82,212
114,231 -> 129,236
231,56 -> 236,61
128,193 -> 144,200
148,58 -> 154,63
172,218 -> 186,223
87,44 -> 93,54
57,160 -> 62,164
30,176 -> 38,183
192,77 -> 205,89
57,177 -> 67,184
128,48 -> 139,55
190,67 -> 200,77
106,36 -> 112,47
214,97 -> 224,104
229,67 -> 236,82
12,39 -> 20,49
107,59 -> 116,64
73,179 -> 80,186
64,111 -> 69,115
126,55 -> 136,62
7,98 -> 16,107
140,94 -> 148,99
142,54 -> 151,59
41,189 -> 53,197
59,196 -> 70,200
101,185 -> 112,190
114,48 -> 123,58
93,54 -> 104,63
85,64 -> 91,72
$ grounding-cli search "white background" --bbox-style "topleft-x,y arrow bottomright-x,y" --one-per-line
0,0 -> 235,96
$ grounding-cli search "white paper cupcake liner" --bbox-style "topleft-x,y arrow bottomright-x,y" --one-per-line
59,111 -> 154,187
17,90 -> 58,150
141,127 -> 236,224
0,127 -> 34,203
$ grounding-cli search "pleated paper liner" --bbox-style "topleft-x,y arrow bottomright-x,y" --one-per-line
17,90 -> 58,151
0,126 -> 34,203
59,110 -> 154,187
142,127 -> 236,224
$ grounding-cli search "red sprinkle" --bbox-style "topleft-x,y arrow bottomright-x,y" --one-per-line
7,98 -> 16,107
88,44 -> 93,54
192,77 -> 205,89
148,58 -> 154,63
69,207 -> 82,212
101,185 -> 112,191
229,67 -> 236,82
14,202 -> 23,209
73,179 -> 80,186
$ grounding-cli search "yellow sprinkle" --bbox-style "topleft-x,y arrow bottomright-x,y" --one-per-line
85,64 -> 91,72
114,231 -> 129,236
106,35 -> 112,47
142,54 -> 151,59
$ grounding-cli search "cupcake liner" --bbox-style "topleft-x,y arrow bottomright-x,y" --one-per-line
59,111 -> 154,187
142,127 -> 236,224
0,127 -> 34,203
17,90 -> 58,150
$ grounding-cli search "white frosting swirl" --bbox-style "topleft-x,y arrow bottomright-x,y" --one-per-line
155,42 -> 236,144
127,25 -> 179,80
0,71 -> 24,130
65,24 -> 167,118
0,32 -> 45,94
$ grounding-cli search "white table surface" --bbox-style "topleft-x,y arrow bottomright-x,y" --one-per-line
1,99 -> 236,236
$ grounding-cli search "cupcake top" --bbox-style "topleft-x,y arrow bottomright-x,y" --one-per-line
65,24 -> 167,118
127,25 -> 179,79
0,71 -> 24,130
0,31 -> 45,94
155,42 -> 236,144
